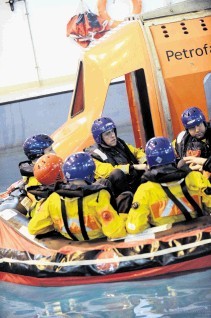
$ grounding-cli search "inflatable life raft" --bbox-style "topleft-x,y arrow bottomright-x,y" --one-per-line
0,208 -> 211,287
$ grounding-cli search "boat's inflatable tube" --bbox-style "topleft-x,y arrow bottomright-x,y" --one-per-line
0,209 -> 211,286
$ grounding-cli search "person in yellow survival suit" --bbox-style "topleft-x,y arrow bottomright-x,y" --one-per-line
126,137 -> 211,235
89,117 -> 146,197
0,134 -> 55,217
28,152 -> 127,241
17,134 -> 55,217
26,152 -> 65,219
20,134 -> 54,186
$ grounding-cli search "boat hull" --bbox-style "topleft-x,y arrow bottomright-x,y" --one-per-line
1,255 -> 211,287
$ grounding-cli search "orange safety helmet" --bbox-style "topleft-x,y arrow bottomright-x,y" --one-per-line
33,153 -> 64,185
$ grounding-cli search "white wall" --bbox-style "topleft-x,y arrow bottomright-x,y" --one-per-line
0,0 -> 185,103
0,0 -> 84,103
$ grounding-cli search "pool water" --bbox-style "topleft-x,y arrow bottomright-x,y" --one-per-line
0,269 -> 211,317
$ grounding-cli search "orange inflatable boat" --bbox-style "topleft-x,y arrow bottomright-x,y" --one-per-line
0,1 -> 210,287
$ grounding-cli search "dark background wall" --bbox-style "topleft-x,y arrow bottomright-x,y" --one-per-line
0,82 -> 135,192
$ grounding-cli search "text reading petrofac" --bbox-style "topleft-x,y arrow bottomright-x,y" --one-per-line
166,44 -> 211,61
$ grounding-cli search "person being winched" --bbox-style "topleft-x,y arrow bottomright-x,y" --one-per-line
126,137 -> 211,235
28,152 -> 127,241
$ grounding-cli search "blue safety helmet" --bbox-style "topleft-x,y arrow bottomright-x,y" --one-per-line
145,137 -> 176,168
91,117 -> 116,144
181,107 -> 206,129
63,152 -> 96,184
23,134 -> 54,160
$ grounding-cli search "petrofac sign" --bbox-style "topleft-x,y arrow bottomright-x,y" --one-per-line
166,43 -> 211,61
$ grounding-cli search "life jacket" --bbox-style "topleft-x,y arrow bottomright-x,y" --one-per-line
54,182 -> 117,209
28,182 -> 116,202
91,138 -> 139,166
27,184 -> 55,199
141,164 -> 188,184
19,160 -> 34,177
175,123 -> 211,159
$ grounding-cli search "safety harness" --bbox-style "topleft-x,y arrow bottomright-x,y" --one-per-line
60,196 -> 90,241
57,183 -> 118,241
161,179 -> 203,221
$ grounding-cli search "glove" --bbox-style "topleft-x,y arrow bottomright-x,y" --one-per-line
133,163 -> 146,171
183,156 -> 206,165
183,156 -> 206,171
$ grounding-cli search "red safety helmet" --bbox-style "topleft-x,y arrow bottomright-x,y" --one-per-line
33,153 -> 64,185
